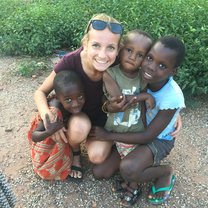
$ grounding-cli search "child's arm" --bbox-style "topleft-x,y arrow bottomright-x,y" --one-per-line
103,71 -> 144,113
171,114 -> 182,137
103,71 -> 122,98
32,114 -> 64,142
89,109 -> 177,144
134,92 -> 155,109
103,71 -> 127,113
140,101 -> 147,128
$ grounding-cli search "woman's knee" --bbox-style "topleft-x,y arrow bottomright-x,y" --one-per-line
88,149 -> 108,164
86,141 -> 112,164
67,113 -> 91,142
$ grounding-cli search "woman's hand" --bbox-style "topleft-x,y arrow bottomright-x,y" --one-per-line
170,114 -> 182,137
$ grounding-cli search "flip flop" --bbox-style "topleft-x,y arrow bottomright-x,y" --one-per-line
148,175 -> 176,205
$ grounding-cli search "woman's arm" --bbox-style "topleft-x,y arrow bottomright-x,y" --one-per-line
34,71 -> 56,121
89,109 -> 177,144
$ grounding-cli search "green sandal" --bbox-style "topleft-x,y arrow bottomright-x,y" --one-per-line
148,175 -> 176,205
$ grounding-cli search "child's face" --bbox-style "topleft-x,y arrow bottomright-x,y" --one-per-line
83,28 -> 120,72
119,34 -> 151,74
58,84 -> 85,114
141,42 -> 177,85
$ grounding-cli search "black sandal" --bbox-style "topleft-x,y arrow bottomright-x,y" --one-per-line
120,186 -> 142,207
70,150 -> 83,179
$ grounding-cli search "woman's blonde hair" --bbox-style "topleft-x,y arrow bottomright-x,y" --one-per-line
81,13 -> 122,45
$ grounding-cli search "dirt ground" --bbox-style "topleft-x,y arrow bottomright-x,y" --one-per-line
0,56 -> 207,208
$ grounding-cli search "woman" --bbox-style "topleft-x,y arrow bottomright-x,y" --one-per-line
33,13 -> 123,179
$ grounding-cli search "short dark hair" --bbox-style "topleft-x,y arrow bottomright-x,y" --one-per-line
53,70 -> 83,95
158,36 -> 185,67
123,29 -> 153,46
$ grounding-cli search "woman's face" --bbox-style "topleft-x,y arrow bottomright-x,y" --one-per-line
83,28 -> 120,72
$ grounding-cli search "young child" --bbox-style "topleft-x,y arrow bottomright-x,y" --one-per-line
103,29 -> 154,159
89,36 -> 186,206
28,70 -> 85,180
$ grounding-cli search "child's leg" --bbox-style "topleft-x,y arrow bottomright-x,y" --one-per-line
146,165 -> 173,203
67,112 -> 91,178
120,142 -> 174,203
118,145 -> 152,206
92,146 -> 121,179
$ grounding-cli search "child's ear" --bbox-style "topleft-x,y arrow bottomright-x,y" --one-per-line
117,46 -> 122,56
171,68 -> 177,76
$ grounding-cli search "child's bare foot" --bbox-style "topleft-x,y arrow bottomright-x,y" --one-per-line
69,150 -> 83,179
148,174 -> 176,205
112,179 -> 129,192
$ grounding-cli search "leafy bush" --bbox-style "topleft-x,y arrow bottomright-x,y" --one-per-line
17,59 -> 49,77
0,0 -> 207,94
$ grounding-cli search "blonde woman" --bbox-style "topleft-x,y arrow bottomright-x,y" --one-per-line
33,13 -> 123,179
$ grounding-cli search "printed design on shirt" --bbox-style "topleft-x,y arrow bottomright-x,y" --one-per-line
113,86 -> 140,127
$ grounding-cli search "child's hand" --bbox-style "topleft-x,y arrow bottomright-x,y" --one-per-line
44,114 -> 68,143
145,94 -> 155,109
170,114 -> 182,137
89,126 -> 109,141
42,109 -> 68,143
108,95 -> 127,112
45,113 -> 64,135
126,93 -> 155,110
42,110 -> 57,129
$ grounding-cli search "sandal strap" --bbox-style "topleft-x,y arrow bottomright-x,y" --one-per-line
122,187 -> 142,205
71,166 -> 83,173
72,150 -> 81,156
152,175 -> 175,194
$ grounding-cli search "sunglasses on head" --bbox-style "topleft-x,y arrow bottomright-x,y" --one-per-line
88,20 -> 123,34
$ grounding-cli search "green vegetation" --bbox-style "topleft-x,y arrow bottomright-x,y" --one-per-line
17,59 -> 49,77
0,0 -> 207,94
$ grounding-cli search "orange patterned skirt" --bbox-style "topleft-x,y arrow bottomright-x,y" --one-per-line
27,109 -> 72,180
